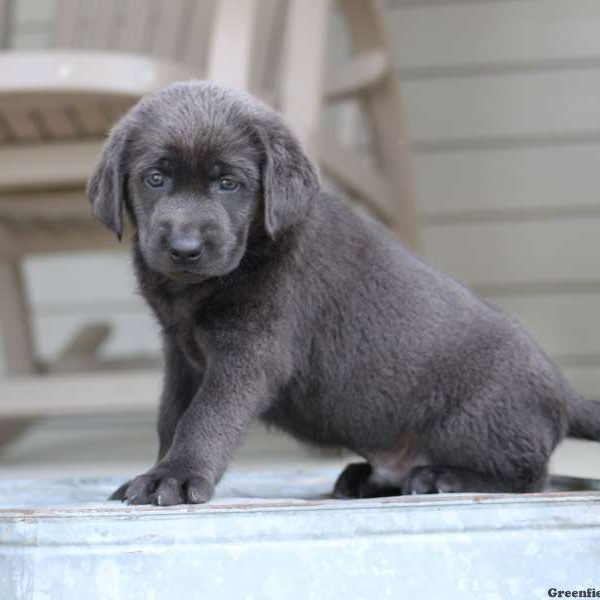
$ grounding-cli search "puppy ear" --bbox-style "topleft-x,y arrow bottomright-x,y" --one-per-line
258,118 -> 320,238
86,119 -> 129,240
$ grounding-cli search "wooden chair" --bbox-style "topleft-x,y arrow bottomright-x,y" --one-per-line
0,0 -> 417,444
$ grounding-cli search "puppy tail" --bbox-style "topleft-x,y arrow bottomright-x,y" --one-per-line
567,394 -> 600,441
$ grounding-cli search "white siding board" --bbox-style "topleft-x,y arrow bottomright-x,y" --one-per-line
490,293 -> 600,358
404,69 -> 600,143
390,0 -> 600,71
422,218 -> 600,286
33,311 -> 160,361
561,366 -> 600,399
416,144 -> 600,215
24,251 -> 136,306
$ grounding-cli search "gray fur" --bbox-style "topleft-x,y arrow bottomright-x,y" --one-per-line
87,81 -> 600,505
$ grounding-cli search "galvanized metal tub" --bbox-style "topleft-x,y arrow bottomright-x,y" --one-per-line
1,469 -> 599,600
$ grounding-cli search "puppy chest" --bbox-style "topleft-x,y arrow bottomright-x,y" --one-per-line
170,322 -> 206,371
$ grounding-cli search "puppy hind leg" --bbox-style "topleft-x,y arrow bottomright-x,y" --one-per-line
402,464 -> 547,495
411,410 -> 552,495
333,438 -> 431,499
333,462 -> 404,499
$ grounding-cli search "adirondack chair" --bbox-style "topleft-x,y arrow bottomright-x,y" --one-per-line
0,0 -> 417,445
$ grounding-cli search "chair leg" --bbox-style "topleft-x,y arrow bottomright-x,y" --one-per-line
0,418 -> 32,453
279,0 -> 331,149
339,0 -> 420,249
0,259 -> 39,450
0,259 -> 35,375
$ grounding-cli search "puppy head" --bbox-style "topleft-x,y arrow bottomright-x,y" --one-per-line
87,81 -> 320,283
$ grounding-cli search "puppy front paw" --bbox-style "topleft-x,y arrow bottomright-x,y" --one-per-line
109,469 -> 214,506
109,480 -> 131,501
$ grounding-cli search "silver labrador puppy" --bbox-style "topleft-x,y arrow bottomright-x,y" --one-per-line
88,81 -> 600,505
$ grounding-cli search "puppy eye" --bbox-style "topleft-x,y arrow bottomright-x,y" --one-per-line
144,170 -> 165,189
218,176 -> 239,192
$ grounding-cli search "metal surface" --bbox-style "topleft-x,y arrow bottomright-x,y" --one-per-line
1,469 -> 599,599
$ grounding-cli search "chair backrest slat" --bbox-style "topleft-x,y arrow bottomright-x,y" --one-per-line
86,0 -> 121,49
67,0 -> 102,48
181,0 -> 216,70
0,0 -> 12,49
249,0 -> 287,95
49,0 -> 215,69
113,0 -> 156,54
150,0 -> 189,60
52,0 -> 87,47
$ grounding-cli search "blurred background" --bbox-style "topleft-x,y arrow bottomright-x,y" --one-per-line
1,0 -> 600,482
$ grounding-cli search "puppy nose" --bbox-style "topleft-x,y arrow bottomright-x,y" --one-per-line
169,235 -> 202,263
